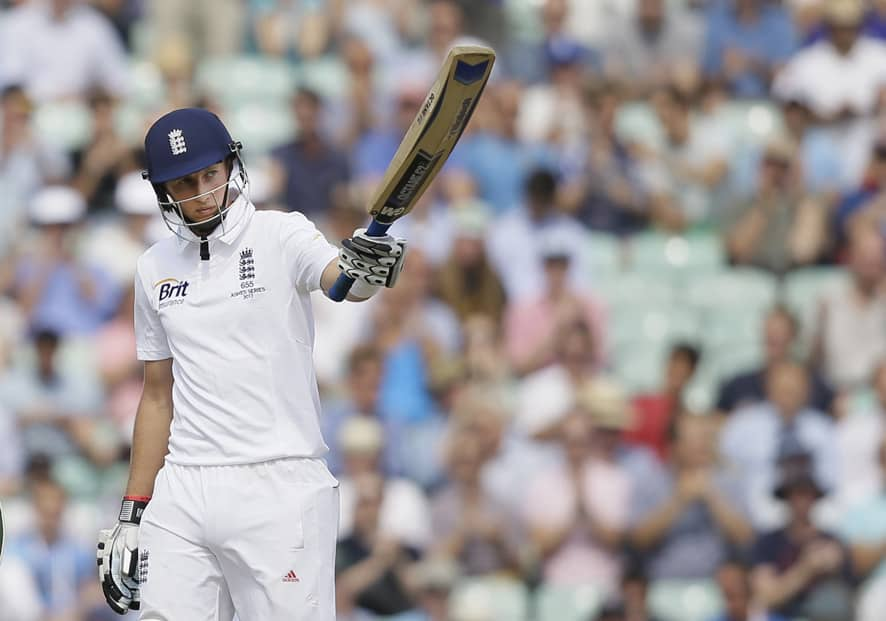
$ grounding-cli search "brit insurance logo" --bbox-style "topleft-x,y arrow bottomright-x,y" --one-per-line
154,278 -> 190,308
231,247 -> 266,300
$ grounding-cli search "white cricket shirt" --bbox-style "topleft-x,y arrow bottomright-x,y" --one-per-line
133,197 -> 339,465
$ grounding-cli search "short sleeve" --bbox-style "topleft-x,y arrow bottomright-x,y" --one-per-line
279,212 -> 339,293
134,269 -> 171,361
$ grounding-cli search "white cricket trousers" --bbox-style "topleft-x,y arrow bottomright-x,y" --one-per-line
138,458 -> 340,621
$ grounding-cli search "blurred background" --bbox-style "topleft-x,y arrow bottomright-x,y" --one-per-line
3,0 -> 886,620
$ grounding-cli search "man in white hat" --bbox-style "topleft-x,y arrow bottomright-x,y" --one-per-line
11,186 -> 119,335
83,172 -> 170,287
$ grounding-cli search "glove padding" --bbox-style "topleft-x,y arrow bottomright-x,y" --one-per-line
97,521 -> 140,614
339,228 -> 408,288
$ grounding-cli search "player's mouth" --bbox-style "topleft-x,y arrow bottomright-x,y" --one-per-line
194,206 -> 218,217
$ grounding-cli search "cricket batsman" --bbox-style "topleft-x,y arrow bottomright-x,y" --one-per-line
95,108 -> 407,620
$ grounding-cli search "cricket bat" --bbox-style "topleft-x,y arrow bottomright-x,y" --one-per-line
328,45 -> 496,301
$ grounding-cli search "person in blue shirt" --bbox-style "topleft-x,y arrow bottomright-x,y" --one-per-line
11,186 -> 120,336
449,82 -> 559,215
702,0 -> 796,98
269,88 -> 351,217
7,475 -> 95,618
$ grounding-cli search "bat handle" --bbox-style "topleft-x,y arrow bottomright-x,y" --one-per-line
328,219 -> 392,302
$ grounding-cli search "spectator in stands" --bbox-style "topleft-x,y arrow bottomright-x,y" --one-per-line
0,85 -> 70,242
0,0 -> 129,101
838,360 -> 886,510
94,285 -> 141,444
713,560 -> 789,621
270,88 -> 351,219
10,186 -> 120,336
522,379 -> 632,596
799,0 -> 886,48
430,423 -> 523,577
0,327 -> 113,468
71,90 -> 139,212
336,417 -> 432,552
434,200 -> 506,324
249,0 -> 335,60
83,170 -> 166,288
717,305 -> 834,416
462,314 -> 511,388
354,79 -> 427,183
148,0 -> 244,61
751,463 -> 855,620
336,34 -> 379,149
488,168 -> 592,301
602,0 -> 703,95
834,137 -> 886,250
336,472 -> 421,619
561,80 -> 649,235
507,0 -> 586,83
7,475 -> 96,619
703,0 -> 796,98
0,554 -> 42,621
369,251 -> 461,424
775,96 -> 844,195
453,80 -> 559,215
0,399 -> 23,496
724,134 -> 828,274
629,414 -> 753,581
641,86 -> 730,231
619,563 -> 663,621
626,343 -> 700,461
517,37 -> 588,151
812,227 -> 886,392
322,345 -> 405,478
504,232 -> 606,377
774,0 -> 886,187
774,0 -> 886,123
720,361 -> 837,529
407,557 -> 460,621
838,436 -> 886,621
515,319 -> 600,438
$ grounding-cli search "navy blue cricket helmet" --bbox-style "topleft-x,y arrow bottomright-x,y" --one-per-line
144,108 -> 240,184
142,108 -> 249,242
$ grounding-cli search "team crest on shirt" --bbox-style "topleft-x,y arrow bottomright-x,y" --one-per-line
231,247 -> 266,300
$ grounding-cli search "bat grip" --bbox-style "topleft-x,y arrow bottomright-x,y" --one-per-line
328,219 -> 392,302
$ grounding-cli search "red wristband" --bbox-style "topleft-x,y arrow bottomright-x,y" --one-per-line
119,497 -> 150,524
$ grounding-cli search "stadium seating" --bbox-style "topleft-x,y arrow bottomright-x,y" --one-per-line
224,101 -> 296,154
448,577 -> 530,621
34,101 -> 93,151
196,55 -> 297,106
585,231 -> 624,279
648,579 -> 723,621
627,232 -> 726,283
534,583 -> 604,621
687,268 -> 778,315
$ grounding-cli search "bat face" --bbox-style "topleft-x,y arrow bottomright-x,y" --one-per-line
369,46 -> 496,225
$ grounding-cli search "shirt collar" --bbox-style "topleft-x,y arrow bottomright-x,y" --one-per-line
175,194 -> 254,250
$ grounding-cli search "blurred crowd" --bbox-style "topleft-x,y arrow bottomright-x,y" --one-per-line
4,0 -> 886,620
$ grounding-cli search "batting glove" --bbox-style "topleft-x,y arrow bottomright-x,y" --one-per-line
339,228 -> 408,290
97,496 -> 148,615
